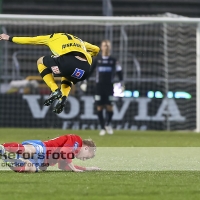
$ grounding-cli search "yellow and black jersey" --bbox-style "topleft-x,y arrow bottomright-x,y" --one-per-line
9,33 -> 100,65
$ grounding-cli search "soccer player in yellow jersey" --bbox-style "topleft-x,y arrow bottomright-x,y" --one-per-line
0,33 -> 100,114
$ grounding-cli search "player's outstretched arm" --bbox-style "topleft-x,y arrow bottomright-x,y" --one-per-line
73,165 -> 101,171
0,33 -> 50,45
58,160 -> 101,172
67,162 -> 84,172
0,33 -> 10,41
63,164 -> 101,172
84,41 -> 100,57
85,166 -> 101,171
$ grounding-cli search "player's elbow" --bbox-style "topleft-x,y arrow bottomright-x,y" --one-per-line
92,47 -> 100,57
96,47 -> 100,54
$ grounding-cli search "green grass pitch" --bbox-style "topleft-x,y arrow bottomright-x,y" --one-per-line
1,128 -> 200,200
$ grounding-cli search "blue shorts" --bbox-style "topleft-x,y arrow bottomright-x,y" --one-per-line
17,140 -> 46,171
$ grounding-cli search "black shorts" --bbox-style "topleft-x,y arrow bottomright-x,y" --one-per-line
94,94 -> 114,106
94,84 -> 114,106
43,52 -> 90,84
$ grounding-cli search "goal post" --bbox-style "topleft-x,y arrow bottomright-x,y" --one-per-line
0,14 -> 199,131
196,23 -> 200,132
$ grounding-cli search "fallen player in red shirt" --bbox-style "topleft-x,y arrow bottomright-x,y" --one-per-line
0,134 -> 100,173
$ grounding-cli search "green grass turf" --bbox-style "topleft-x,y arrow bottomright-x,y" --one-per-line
0,129 -> 200,200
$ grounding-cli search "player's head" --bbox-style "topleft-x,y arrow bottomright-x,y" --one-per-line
101,40 -> 111,56
76,139 -> 96,161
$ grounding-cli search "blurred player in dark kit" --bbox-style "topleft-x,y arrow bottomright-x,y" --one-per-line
86,40 -> 123,136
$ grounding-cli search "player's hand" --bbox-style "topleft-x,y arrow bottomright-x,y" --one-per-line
80,80 -> 87,92
121,82 -> 125,92
0,34 -> 10,41
86,167 -> 101,171
73,169 -> 84,172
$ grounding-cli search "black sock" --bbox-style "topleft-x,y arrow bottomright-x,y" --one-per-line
106,111 -> 113,126
97,110 -> 105,129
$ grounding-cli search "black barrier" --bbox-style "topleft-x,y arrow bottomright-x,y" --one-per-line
0,94 -> 195,130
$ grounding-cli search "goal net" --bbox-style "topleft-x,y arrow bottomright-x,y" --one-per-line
0,14 -> 198,131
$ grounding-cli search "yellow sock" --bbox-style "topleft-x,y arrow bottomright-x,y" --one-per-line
38,63 -> 58,92
43,74 -> 59,92
61,77 -> 72,97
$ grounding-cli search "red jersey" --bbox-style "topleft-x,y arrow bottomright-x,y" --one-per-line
43,134 -> 82,166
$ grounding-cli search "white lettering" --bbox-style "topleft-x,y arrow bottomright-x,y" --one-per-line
58,97 -> 79,119
23,95 -> 49,118
62,121 -> 71,129
152,98 -> 185,121
80,96 -> 97,119
113,98 -> 132,120
24,95 -> 186,123
135,98 -> 151,121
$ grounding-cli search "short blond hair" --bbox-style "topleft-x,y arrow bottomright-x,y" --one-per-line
83,139 -> 96,155
101,39 -> 111,46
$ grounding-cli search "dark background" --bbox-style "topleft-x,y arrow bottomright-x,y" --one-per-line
2,0 -> 200,17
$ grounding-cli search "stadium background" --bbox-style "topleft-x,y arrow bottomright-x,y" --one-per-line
1,1 -> 200,200
0,0 -> 199,130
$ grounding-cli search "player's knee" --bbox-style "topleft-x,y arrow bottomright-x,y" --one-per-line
97,106 -> 103,111
106,105 -> 113,111
37,57 -> 44,65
